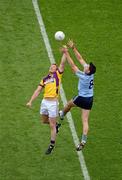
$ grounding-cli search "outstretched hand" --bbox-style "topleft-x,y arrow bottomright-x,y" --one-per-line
67,39 -> 75,49
26,101 -> 32,108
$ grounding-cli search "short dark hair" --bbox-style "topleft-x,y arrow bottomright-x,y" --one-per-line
51,63 -> 58,69
89,62 -> 96,75
51,63 -> 57,66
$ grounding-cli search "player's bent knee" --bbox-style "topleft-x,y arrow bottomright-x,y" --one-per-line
49,118 -> 56,128
67,100 -> 75,108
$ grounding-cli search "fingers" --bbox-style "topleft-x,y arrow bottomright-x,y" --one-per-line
60,39 -> 75,54
26,102 -> 32,108
67,39 -> 75,49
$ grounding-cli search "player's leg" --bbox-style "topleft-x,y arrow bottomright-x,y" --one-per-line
45,100 -> 59,155
40,99 -> 49,123
49,117 -> 57,143
76,109 -> 90,151
59,99 -> 76,120
81,109 -> 90,141
75,96 -> 93,151
45,117 -> 57,155
41,114 -> 49,124
81,97 -> 93,143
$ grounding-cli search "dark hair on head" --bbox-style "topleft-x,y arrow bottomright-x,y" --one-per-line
51,63 -> 58,70
88,62 -> 96,75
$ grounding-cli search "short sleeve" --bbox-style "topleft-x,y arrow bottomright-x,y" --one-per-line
39,79 -> 44,87
75,70 -> 84,78
56,69 -> 63,78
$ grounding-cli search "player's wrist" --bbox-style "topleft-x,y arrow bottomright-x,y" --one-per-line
62,49 -> 68,54
29,100 -> 32,104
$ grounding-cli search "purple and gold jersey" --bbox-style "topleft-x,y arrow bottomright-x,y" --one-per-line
40,69 -> 63,98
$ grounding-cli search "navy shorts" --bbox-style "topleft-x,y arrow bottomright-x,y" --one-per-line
73,96 -> 93,110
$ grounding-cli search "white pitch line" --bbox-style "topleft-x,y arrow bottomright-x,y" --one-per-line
32,1 -> 90,180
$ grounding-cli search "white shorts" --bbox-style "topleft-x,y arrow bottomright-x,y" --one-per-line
40,99 -> 59,118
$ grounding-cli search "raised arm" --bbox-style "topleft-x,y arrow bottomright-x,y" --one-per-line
62,47 -> 79,73
58,53 -> 67,73
26,85 -> 43,108
67,40 -> 87,67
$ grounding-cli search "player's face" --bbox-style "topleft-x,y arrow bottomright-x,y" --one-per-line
84,64 -> 90,74
49,64 -> 57,73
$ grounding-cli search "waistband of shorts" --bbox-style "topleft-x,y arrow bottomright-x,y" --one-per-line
43,97 -> 58,101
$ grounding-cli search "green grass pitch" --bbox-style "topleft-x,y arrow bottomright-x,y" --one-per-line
0,0 -> 122,179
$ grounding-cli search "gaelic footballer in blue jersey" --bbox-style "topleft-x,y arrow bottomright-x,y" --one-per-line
59,41 -> 96,151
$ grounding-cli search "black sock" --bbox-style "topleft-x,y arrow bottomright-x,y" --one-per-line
50,140 -> 55,146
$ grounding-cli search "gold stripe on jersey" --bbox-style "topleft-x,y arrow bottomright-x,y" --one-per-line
40,70 -> 63,98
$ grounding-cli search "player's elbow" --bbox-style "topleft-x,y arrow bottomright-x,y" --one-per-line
59,65 -> 65,72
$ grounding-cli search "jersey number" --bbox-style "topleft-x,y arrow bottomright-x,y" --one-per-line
89,79 -> 94,89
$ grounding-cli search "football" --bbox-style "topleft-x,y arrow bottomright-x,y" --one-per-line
54,31 -> 65,41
